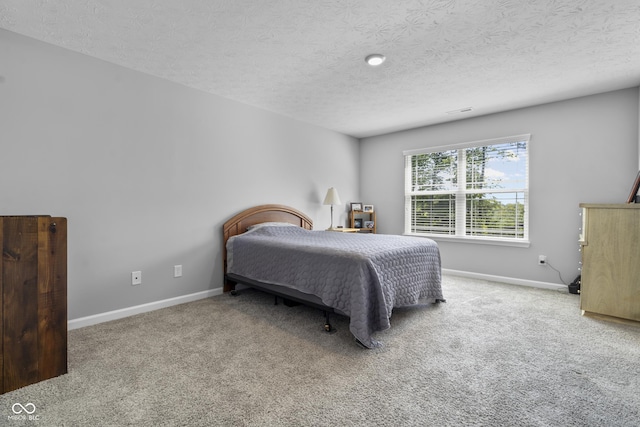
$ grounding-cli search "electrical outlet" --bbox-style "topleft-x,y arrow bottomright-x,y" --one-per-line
174,265 -> 182,278
538,255 -> 547,265
132,271 -> 142,285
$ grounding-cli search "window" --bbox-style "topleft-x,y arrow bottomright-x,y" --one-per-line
404,134 -> 529,244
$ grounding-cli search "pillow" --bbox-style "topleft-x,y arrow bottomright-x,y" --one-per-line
246,222 -> 297,231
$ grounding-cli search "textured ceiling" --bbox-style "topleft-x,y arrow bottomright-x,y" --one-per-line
1,0 -> 640,138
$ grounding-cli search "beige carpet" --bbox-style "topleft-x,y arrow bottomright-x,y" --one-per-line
1,274 -> 639,426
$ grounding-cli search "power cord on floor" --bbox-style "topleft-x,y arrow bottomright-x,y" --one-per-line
545,260 -> 568,286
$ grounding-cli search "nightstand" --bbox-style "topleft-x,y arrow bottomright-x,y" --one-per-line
350,210 -> 376,233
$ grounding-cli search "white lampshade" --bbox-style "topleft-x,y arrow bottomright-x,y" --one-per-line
323,187 -> 342,205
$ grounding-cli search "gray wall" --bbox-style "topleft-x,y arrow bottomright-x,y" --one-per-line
0,30 -> 359,319
360,88 -> 639,285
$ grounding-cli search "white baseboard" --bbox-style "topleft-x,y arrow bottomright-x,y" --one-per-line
69,271 -> 564,330
68,288 -> 223,330
442,269 -> 567,292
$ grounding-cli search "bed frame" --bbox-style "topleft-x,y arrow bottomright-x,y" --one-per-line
222,204 -> 341,331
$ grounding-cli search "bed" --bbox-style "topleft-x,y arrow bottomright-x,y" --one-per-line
223,204 -> 444,348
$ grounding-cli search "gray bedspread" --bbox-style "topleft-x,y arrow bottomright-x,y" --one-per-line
226,224 -> 442,348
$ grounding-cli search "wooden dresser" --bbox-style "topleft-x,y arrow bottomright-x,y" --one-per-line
579,204 -> 640,322
1,216 -> 67,394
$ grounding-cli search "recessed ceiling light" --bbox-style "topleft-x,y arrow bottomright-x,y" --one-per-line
365,54 -> 386,66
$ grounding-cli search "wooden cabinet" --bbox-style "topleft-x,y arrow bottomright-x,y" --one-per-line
350,210 -> 376,233
1,216 -> 67,394
579,204 -> 640,322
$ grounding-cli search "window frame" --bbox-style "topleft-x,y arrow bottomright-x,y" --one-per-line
404,134 -> 530,247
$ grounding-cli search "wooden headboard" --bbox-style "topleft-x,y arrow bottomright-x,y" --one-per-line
222,204 -> 313,292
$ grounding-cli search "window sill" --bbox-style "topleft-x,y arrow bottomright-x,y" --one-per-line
403,233 -> 530,248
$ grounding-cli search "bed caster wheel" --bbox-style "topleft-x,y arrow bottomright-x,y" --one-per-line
230,290 -> 238,297
324,323 -> 337,334
322,311 -> 336,334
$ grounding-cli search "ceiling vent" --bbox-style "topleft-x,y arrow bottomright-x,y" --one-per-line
446,107 -> 473,115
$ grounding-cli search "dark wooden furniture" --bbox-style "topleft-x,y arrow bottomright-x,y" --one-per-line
1,216 -> 67,394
